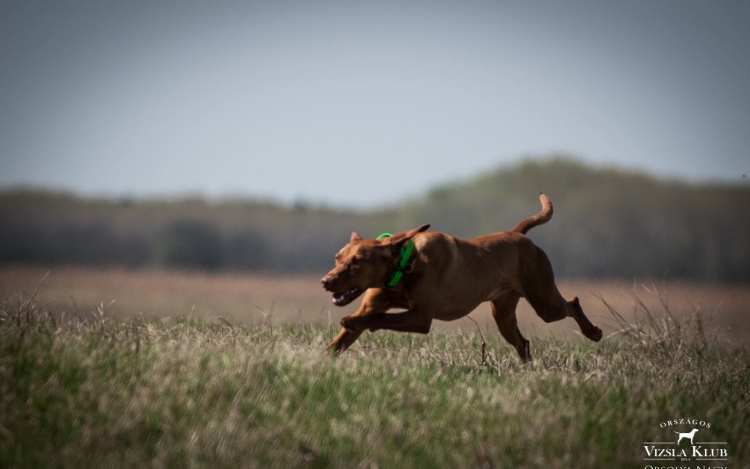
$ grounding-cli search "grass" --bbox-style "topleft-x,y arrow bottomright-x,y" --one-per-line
3,265 -> 750,341
1,285 -> 749,468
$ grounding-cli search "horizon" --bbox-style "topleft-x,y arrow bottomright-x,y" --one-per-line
2,1 -> 749,207
3,156 -> 747,210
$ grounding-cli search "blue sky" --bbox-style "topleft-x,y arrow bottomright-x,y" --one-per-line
1,1 -> 749,207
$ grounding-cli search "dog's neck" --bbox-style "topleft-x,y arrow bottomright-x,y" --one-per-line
383,240 -> 415,288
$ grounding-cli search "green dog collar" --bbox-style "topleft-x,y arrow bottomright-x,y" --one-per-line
377,233 -> 415,288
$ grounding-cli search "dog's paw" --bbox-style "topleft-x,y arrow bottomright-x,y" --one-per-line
323,341 -> 340,355
341,315 -> 363,332
587,324 -> 603,342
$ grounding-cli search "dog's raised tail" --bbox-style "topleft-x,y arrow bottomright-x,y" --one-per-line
511,193 -> 553,235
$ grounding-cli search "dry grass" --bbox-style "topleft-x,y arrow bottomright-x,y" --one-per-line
0,266 -> 749,467
1,285 -> 749,468
1,265 -> 748,342
597,282 -> 723,350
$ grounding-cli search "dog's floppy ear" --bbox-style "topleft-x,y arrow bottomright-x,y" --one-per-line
381,224 -> 430,245
350,231 -> 363,243
406,224 -> 430,238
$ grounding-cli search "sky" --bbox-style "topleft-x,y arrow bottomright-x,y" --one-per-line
1,0 -> 749,207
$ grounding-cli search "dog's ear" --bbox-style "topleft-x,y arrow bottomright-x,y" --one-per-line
350,231 -> 363,243
406,224 -> 430,238
381,224 -> 430,246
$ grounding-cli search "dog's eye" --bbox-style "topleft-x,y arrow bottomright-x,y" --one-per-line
352,257 -> 362,265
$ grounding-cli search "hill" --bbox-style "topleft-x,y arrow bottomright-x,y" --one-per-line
397,158 -> 750,281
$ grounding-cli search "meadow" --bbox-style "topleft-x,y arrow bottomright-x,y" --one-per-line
2,265 -> 749,341
1,266 -> 749,468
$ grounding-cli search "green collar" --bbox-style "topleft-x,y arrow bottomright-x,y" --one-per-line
376,233 -> 415,288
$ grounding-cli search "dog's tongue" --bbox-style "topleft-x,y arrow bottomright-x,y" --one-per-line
332,287 -> 363,306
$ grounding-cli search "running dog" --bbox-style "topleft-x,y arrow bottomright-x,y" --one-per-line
320,193 -> 603,361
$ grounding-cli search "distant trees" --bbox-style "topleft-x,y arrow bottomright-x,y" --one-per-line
401,158 -> 750,282
0,220 -> 150,267
1,158 -> 748,281
154,221 -> 222,269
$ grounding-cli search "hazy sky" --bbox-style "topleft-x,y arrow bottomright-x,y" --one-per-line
1,1 -> 749,207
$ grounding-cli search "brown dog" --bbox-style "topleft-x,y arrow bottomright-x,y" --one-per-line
321,194 -> 602,361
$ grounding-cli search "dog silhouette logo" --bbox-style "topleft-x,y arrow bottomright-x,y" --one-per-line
674,428 -> 698,445
644,420 -> 729,462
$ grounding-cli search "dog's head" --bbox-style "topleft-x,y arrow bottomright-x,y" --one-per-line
321,224 -> 430,306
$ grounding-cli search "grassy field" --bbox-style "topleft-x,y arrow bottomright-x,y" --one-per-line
1,266 -> 749,467
2,265 -> 749,340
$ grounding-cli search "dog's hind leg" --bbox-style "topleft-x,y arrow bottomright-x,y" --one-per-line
521,247 -> 603,342
490,292 -> 531,362
525,290 -> 602,341
565,296 -> 603,341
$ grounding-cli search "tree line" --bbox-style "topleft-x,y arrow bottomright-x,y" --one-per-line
1,158 -> 748,282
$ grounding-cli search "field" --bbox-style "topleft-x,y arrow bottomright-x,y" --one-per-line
1,266 -> 749,468
2,265 -> 750,341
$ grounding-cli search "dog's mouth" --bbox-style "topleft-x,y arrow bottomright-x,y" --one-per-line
332,287 -> 364,307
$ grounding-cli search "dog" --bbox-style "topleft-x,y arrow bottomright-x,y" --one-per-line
675,429 -> 698,445
321,193 -> 602,361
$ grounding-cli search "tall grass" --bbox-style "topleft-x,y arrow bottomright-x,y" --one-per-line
0,285 -> 748,468
596,282 -> 725,350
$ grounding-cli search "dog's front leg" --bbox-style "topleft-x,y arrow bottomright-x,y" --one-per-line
324,289 -> 394,355
324,328 -> 364,354
341,310 -> 433,334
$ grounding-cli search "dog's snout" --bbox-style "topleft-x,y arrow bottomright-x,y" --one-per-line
321,276 -> 332,289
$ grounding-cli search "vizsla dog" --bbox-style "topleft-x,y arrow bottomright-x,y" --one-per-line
321,194 -> 602,361
675,429 -> 699,445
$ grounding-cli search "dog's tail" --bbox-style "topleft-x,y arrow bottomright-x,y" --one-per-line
511,193 -> 553,235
